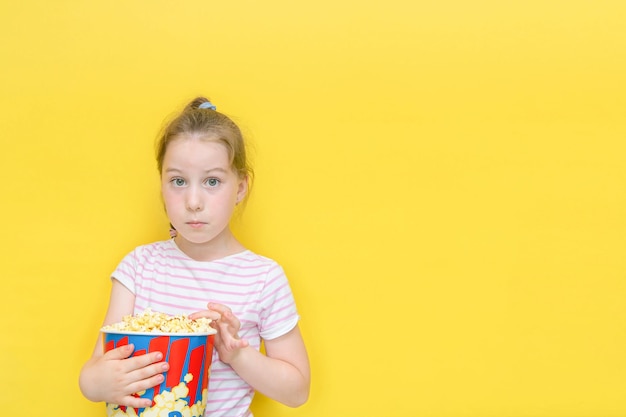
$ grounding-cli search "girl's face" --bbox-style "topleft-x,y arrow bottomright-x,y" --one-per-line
161,135 -> 247,258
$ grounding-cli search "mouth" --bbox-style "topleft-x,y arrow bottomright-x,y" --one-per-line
186,221 -> 207,229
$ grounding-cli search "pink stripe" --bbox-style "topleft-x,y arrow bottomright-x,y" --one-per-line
208,403 -> 251,414
144,263 -> 271,281
150,246 -> 273,269
259,285 -> 291,305
113,268 -> 134,282
150,258 -> 271,273
141,268 -> 267,285
263,314 -> 298,330
207,386 -> 253,394
134,295 -> 204,311
139,277 -> 264,296
135,295 -> 258,318
140,288 -> 260,302
146,246 -> 277,266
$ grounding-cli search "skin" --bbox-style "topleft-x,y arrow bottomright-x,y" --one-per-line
79,133 -> 310,409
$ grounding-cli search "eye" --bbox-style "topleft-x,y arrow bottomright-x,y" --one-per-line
205,178 -> 220,187
171,177 -> 186,187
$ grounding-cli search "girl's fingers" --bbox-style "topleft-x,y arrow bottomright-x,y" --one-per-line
104,344 -> 135,360
117,362 -> 169,407
123,395 -> 153,409
127,371 -> 166,395
203,303 -> 250,358
188,310 -> 221,321
103,346 -> 165,371
220,310 -> 240,328
129,358 -> 169,379
229,337 -> 249,350
116,351 -> 165,374
207,302 -> 232,316
215,318 -> 248,350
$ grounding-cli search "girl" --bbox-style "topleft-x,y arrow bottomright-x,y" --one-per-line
79,97 -> 310,416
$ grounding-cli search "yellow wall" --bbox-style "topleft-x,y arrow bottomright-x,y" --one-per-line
1,1 -> 625,415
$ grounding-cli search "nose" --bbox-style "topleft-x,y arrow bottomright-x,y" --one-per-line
186,186 -> 203,212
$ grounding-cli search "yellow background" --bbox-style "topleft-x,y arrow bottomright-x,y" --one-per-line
1,1 -> 625,416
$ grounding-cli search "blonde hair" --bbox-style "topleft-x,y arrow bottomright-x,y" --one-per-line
156,97 -> 253,184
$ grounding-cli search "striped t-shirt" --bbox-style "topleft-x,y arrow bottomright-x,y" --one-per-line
112,239 -> 300,417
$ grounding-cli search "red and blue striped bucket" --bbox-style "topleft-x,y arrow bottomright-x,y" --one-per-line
102,330 -> 215,417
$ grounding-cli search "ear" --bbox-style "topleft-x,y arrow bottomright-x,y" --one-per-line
236,175 -> 249,204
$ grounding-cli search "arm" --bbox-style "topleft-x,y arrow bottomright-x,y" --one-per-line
230,325 -> 310,407
191,304 -> 310,407
78,279 -> 169,408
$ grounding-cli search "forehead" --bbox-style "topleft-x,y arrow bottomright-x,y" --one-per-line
163,135 -> 231,167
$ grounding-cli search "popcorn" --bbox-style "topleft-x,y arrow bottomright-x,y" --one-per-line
102,308 -> 215,334
106,373 -> 208,417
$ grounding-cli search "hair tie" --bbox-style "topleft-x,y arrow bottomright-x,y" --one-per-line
198,101 -> 217,110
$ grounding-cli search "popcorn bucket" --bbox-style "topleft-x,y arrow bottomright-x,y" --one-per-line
102,331 -> 215,417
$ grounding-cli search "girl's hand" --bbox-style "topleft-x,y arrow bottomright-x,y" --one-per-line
79,343 -> 169,408
190,302 -> 249,364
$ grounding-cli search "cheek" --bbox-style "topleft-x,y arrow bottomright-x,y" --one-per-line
161,189 -> 179,209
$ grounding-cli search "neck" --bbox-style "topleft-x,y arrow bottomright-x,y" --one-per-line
174,230 -> 245,262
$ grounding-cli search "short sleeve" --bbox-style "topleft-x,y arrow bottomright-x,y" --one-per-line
258,264 -> 300,340
111,248 -> 140,295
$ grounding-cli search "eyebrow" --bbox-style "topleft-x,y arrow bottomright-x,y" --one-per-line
164,167 -> 230,174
